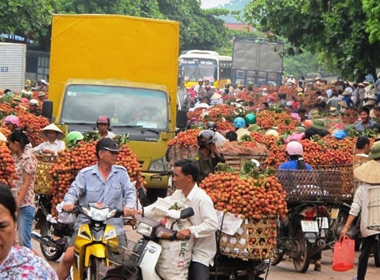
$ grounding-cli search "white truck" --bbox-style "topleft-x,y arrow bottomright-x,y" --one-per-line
0,42 -> 26,91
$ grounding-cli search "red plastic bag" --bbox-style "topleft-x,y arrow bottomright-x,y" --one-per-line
332,235 -> 355,271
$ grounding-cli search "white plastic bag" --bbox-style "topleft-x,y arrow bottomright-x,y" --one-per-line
156,218 -> 194,280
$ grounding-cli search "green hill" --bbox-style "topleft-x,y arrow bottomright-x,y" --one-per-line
217,0 -> 250,23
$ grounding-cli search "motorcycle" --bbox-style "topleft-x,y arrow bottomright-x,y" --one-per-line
272,202 -> 332,273
32,199 -> 77,261
102,207 -> 270,280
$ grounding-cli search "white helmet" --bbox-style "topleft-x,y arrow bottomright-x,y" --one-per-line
286,141 -> 303,155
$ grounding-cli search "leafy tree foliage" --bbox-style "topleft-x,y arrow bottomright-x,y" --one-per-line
243,0 -> 380,80
0,0 -> 58,43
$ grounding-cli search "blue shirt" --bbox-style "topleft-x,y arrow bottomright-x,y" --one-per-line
354,120 -> 376,132
279,160 -> 312,170
64,164 -> 136,235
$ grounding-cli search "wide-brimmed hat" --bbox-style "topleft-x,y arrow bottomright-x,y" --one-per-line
312,119 -> 326,130
330,106 -> 338,116
363,81 -> 369,86
342,90 -> 351,96
338,101 -> 348,108
210,93 -> 222,100
0,132 -> 7,142
39,123 -> 64,140
38,91 -> 46,97
364,100 -> 377,107
354,160 -> 380,183
295,126 -> 306,133
369,142 -> 380,160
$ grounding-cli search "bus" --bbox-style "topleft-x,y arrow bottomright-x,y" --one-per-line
178,50 -> 232,89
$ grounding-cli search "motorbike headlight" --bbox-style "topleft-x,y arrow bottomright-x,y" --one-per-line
136,223 -> 153,237
148,157 -> 168,172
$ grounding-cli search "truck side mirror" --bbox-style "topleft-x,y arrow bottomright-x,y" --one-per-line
176,109 -> 187,129
41,100 -> 54,122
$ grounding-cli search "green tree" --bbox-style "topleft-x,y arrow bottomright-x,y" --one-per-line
0,0 -> 58,43
157,0 -> 230,51
243,0 -> 380,80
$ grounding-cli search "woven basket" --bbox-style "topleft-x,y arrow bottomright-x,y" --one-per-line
218,216 -> 276,261
224,153 -> 268,172
276,169 -> 345,205
315,164 -> 354,200
34,155 -> 57,195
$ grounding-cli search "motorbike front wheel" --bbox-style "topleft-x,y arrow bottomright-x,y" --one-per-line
292,227 -> 312,273
40,221 -> 64,261
87,257 -> 106,280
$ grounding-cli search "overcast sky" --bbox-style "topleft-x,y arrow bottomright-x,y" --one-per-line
201,0 -> 231,9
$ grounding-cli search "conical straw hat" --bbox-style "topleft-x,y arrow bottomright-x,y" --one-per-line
354,160 -> 380,184
39,123 -> 65,140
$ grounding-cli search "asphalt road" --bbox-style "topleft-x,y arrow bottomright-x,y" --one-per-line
32,226 -> 380,279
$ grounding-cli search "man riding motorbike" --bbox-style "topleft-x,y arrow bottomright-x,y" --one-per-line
56,138 -> 138,280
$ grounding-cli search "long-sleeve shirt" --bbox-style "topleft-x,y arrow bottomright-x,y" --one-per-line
63,164 -> 136,235
146,185 -> 219,266
33,139 -> 66,156
349,183 -> 379,238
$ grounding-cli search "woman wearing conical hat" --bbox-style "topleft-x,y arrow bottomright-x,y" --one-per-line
33,123 -> 66,156
341,142 -> 380,280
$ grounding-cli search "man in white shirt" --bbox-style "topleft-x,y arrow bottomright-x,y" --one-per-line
160,159 -> 218,280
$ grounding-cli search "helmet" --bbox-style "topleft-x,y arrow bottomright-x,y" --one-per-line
286,141 -> 303,156
4,115 -> 20,127
207,121 -> 217,132
96,115 -> 110,125
244,114 -> 256,125
66,131 -> 84,146
30,99 -> 39,106
333,130 -> 347,140
233,117 -> 246,129
197,130 -> 216,147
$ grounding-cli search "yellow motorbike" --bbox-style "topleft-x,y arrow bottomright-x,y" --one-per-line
71,202 -> 123,280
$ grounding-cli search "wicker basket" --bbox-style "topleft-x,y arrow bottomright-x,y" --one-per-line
218,216 -> 276,261
34,155 -> 57,195
224,153 -> 268,172
275,169 -> 345,205
315,164 -> 354,199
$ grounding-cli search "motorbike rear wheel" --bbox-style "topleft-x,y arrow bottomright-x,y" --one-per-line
40,221 -> 64,261
292,227 -> 312,273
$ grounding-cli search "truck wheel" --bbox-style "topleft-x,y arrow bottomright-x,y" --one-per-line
292,227 -> 312,273
40,221 -> 64,261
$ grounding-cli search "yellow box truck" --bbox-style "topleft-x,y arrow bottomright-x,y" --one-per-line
46,14 -> 182,200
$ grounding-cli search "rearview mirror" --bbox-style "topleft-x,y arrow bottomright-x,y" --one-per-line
176,109 -> 187,129
180,207 -> 194,219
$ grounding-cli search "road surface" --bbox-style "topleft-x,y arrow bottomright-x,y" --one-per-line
32,226 -> 379,279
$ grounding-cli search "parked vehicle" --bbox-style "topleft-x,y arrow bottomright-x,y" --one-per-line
0,42 -> 26,90
272,202 -> 332,272
102,208 -> 269,280
32,198 -> 76,261
43,14 -> 187,203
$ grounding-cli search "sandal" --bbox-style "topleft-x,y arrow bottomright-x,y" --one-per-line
314,260 -> 322,271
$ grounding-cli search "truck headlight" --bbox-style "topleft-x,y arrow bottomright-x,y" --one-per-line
148,158 -> 168,172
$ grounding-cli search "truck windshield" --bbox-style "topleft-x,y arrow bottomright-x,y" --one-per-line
61,84 -> 169,130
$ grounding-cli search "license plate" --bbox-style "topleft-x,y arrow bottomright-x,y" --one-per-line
301,221 -> 319,232
301,217 -> 329,232
330,208 -> 339,219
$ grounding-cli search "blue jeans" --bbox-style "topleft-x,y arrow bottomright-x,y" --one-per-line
17,205 -> 35,249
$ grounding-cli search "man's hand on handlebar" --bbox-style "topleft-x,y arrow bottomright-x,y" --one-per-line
123,207 -> 141,217
63,203 -> 75,212
176,229 -> 191,240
